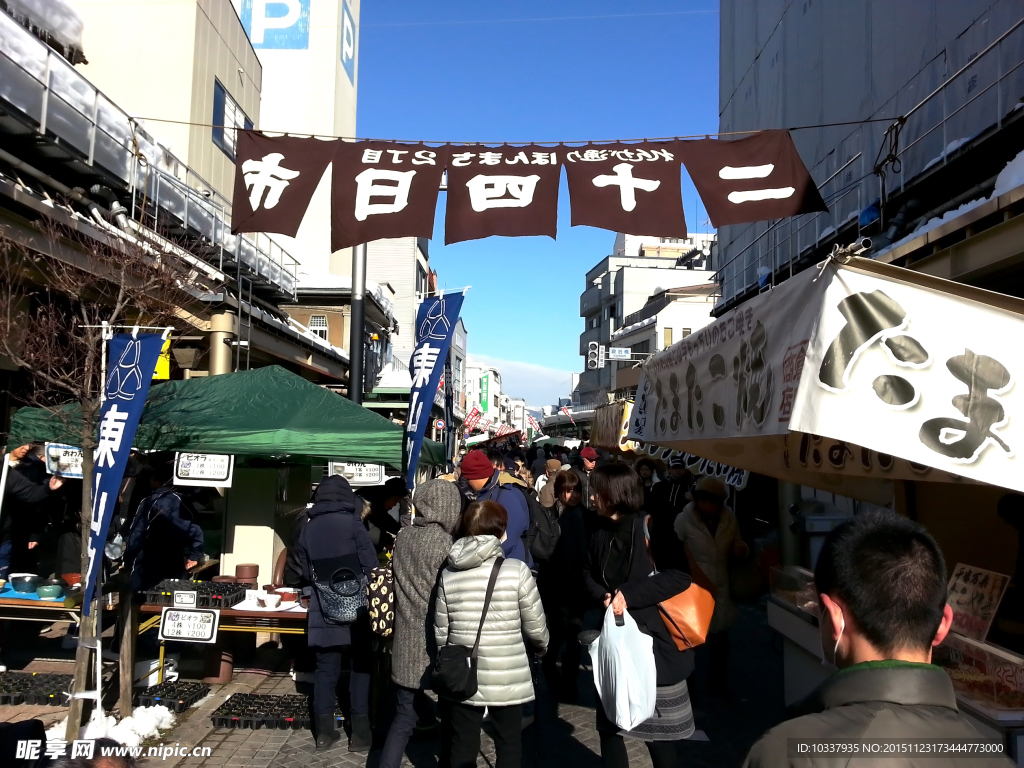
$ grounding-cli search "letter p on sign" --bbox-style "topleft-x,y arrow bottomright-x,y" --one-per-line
242,0 -> 310,49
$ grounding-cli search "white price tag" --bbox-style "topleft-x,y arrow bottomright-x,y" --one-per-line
158,607 -> 220,643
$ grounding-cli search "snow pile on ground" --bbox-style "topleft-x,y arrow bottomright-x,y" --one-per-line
45,706 -> 175,748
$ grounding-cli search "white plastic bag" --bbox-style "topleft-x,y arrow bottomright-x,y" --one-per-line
592,604 -> 657,731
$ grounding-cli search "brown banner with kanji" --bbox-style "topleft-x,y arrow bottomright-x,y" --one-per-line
444,145 -> 561,244
677,130 -> 828,227
231,132 -> 336,236
563,141 -> 686,238
331,142 -> 449,250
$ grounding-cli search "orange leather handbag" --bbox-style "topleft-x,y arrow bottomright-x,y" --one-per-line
643,516 -> 716,650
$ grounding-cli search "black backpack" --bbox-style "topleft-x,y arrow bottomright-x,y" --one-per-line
500,478 -> 561,562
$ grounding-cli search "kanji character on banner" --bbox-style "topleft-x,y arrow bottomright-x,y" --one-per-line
677,130 -> 827,227
444,145 -> 561,244
231,133 -> 337,236
563,141 -> 687,238
332,142 -> 449,250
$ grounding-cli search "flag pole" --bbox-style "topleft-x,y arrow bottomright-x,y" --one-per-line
349,243 -> 368,404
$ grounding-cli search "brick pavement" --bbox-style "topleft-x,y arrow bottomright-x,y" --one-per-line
140,599 -> 786,768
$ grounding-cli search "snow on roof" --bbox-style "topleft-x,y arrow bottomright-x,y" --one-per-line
297,271 -> 395,320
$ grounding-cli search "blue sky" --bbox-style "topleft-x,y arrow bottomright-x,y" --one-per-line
357,2 -> 720,406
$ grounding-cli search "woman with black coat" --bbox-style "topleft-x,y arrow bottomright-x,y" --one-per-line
285,475 -> 378,753
583,464 -> 695,768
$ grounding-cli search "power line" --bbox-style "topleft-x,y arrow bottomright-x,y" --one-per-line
362,10 -> 719,28
128,115 -> 900,147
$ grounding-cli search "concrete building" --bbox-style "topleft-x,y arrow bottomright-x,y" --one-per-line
717,0 -> 1024,310
450,318 -> 468,421
234,0 -> 360,276
609,283 -> 718,397
74,0 -> 261,200
466,361 -> 503,433
577,233 -> 717,403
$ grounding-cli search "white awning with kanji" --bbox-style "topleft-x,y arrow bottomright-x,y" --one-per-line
627,257 -> 1024,502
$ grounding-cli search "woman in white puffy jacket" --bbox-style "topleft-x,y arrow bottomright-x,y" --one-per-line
434,499 -> 549,768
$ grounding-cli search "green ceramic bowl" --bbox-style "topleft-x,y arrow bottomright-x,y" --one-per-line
36,582 -> 64,599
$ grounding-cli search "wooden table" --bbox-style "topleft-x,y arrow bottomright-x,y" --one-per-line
0,593 -> 119,624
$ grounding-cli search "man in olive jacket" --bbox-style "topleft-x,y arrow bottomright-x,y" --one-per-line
745,513 -> 1013,768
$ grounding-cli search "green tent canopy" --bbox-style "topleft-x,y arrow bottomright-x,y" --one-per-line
8,366 -> 445,469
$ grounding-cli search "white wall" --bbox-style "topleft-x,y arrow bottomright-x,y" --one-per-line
232,0 -> 360,275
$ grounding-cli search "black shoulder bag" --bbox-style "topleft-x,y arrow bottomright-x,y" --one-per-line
431,557 -> 504,701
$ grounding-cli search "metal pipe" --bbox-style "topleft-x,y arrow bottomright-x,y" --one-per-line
349,243 -> 367,404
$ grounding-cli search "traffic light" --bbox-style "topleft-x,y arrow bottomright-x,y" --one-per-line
587,341 -> 600,370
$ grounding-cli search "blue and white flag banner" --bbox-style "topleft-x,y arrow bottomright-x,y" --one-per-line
83,332 -> 165,615
404,293 -> 464,489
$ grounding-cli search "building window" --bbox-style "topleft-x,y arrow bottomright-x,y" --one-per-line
454,356 -> 463,391
603,306 -> 610,320
416,263 -> 428,297
212,80 -> 252,160
493,395 -> 499,408
664,328 -> 673,348
308,315 -> 329,341
590,317 -> 598,329
681,328 -> 692,337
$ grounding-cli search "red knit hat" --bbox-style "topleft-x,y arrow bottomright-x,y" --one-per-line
460,450 -> 494,480
580,447 -> 598,460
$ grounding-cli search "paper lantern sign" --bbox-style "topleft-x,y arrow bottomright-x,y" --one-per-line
444,145 -> 561,244
563,141 -> 687,239
231,133 -> 334,237
331,141 -> 449,251
677,130 -> 828,227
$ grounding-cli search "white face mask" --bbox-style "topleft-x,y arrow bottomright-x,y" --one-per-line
499,532 -> 507,543
822,608 -> 845,667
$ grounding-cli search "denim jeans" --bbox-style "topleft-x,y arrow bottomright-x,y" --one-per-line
313,644 -> 371,716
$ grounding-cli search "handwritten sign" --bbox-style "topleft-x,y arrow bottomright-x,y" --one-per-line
174,453 -> 234,488
158,607 -> 219,643
45,443 -> 84,479
328,462 -> 384,486
947,563 -> 1009,641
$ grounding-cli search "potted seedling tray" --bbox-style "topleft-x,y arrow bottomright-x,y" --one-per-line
210,693 -> 341,730
144,580 -> 245,609
0,672 -> 73,706
135,680 -> 210,713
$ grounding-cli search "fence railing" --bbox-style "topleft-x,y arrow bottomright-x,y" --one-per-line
714,16 -> 1024,308
0,9 -> 299,299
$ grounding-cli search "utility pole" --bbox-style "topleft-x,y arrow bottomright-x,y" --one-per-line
349,243 -> 367,404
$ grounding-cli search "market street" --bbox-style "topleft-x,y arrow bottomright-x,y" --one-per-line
3,2 -> 1024,768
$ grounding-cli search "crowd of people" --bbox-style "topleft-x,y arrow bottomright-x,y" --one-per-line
2,437 -> 1009,767
281,441 -> 1009,768
275,443 -> 715,768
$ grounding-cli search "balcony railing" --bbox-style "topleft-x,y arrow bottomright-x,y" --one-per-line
0,10 -> 299,298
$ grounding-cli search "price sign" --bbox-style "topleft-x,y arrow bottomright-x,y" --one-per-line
328,462 -> 384,486
174,453 -> 234,488
158,607 -> 219,643
947,563 -> 1009,641
45,443 -> 84,479
173,591 -> 197,608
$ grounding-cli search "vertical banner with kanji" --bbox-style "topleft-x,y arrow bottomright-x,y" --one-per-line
404,293 -> 465,489
83,332 -> 165,615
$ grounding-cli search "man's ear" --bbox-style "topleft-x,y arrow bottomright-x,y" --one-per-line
820,593 -> 845,641
933,603 -> 954,647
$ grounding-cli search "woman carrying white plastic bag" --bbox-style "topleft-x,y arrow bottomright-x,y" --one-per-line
592,605 -> 657,731
583,463 -> 696,768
